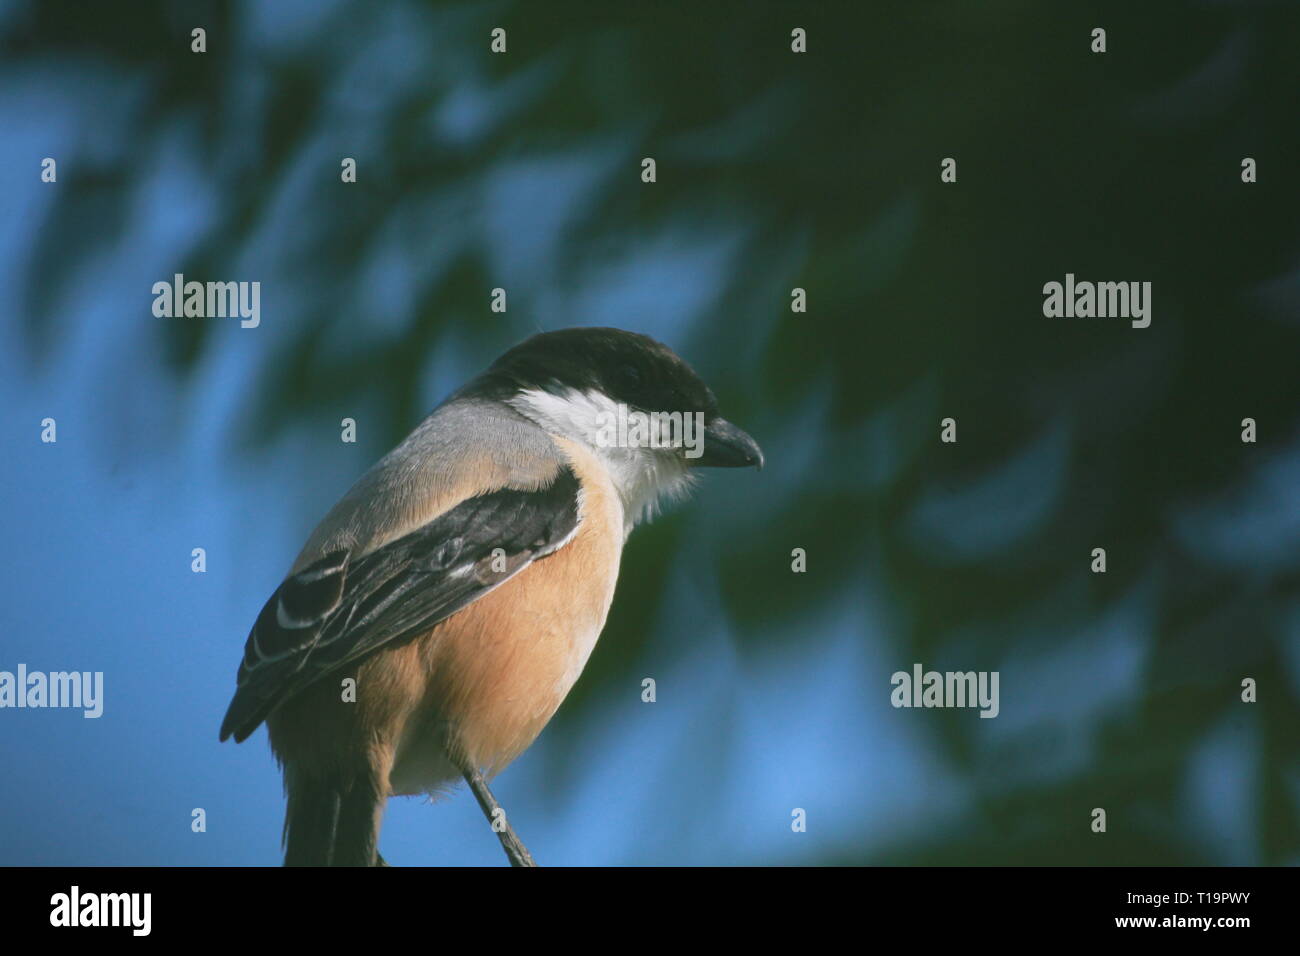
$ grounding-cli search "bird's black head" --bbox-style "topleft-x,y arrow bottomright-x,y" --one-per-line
484,327 -> 716,419
470,327 -> 763,470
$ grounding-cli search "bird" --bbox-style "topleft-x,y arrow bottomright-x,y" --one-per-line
219,327 -> 763,866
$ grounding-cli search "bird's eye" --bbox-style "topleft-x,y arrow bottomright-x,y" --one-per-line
620,364 -> 642,388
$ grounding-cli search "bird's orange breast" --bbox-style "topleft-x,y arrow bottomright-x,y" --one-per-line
269,438 -> 624,796
403,437 -> 624,785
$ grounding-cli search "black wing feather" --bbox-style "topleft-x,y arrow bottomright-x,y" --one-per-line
219,467 -> 581,742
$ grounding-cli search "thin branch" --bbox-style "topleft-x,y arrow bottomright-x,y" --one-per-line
462,765 -> 538,868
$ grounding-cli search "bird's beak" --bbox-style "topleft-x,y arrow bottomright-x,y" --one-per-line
694,418 -> 764,470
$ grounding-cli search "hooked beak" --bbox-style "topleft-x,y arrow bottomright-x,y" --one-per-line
694,418 -> 764,470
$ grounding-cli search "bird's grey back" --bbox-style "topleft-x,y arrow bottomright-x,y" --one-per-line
291,397 -> 563,574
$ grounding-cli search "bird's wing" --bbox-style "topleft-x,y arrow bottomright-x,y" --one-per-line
219,466 -> 581,743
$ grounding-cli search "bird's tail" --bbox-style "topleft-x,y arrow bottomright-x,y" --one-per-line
283,768 -> 386,866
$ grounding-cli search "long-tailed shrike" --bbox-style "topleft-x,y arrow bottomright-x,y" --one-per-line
219,327 -> 763,866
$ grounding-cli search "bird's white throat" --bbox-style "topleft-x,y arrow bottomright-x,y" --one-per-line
509,387 -> 697,531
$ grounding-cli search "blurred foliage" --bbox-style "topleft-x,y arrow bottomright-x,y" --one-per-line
6,0 -> 1300,863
